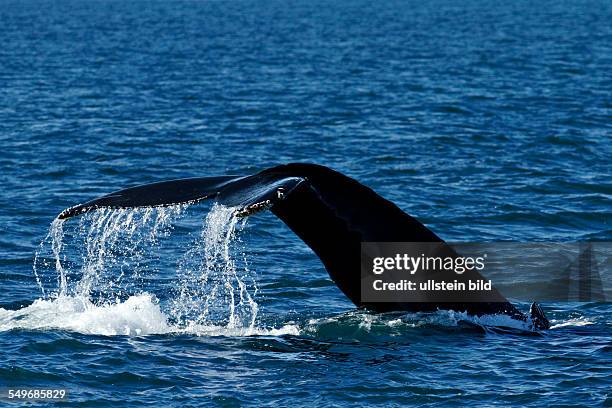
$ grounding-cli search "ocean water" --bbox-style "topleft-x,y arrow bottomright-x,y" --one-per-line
1,0 -> 611,406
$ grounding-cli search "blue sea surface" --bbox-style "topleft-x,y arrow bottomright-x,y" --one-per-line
1,0 -> 611,406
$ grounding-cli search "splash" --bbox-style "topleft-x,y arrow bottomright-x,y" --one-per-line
0,294 -> 170,336
18,203 -> 271,336
74,206 -> 185,299
33,205 -> 186,300
0,293 -> 298,337
171,203 -> 259,331
33,218 -> 65,297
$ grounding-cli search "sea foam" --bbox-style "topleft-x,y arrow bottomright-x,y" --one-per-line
0,293 -> 299,337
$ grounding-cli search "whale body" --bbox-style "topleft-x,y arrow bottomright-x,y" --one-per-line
59,163 -> 550,330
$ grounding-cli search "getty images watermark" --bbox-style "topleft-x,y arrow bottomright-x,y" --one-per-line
361,242 -> 610,303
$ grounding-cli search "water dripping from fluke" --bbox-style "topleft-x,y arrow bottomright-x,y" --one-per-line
170,203 -> 259,332
18,203 -> 273,337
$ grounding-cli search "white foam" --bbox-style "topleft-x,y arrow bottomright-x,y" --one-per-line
304,309 -> 535,333
0,294 -> 170,336
5,294 -> 589,337
0,294 -> 299,337
549,317 -> 595,329
180,322 -> 300,337
453,311 -> 533,330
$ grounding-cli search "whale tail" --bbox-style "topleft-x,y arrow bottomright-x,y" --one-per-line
530,302 -> 550,330
57,163 -> 548,328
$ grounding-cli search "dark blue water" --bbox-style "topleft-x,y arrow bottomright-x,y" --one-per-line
1,0 -> 611,406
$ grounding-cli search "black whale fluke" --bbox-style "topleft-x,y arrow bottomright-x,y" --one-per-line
57,163 -> 549,330
57,173 -> 306,219
58,176 -> 241,219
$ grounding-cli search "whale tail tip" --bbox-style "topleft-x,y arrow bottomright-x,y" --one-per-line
530,302 -> 550,330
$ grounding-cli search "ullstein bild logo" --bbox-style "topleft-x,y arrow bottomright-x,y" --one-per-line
360,242 -> 611,303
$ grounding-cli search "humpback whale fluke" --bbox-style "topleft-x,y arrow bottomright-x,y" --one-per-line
58,163 -> 550,330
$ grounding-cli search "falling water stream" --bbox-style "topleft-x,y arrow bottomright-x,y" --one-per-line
16,203 -> 290,336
